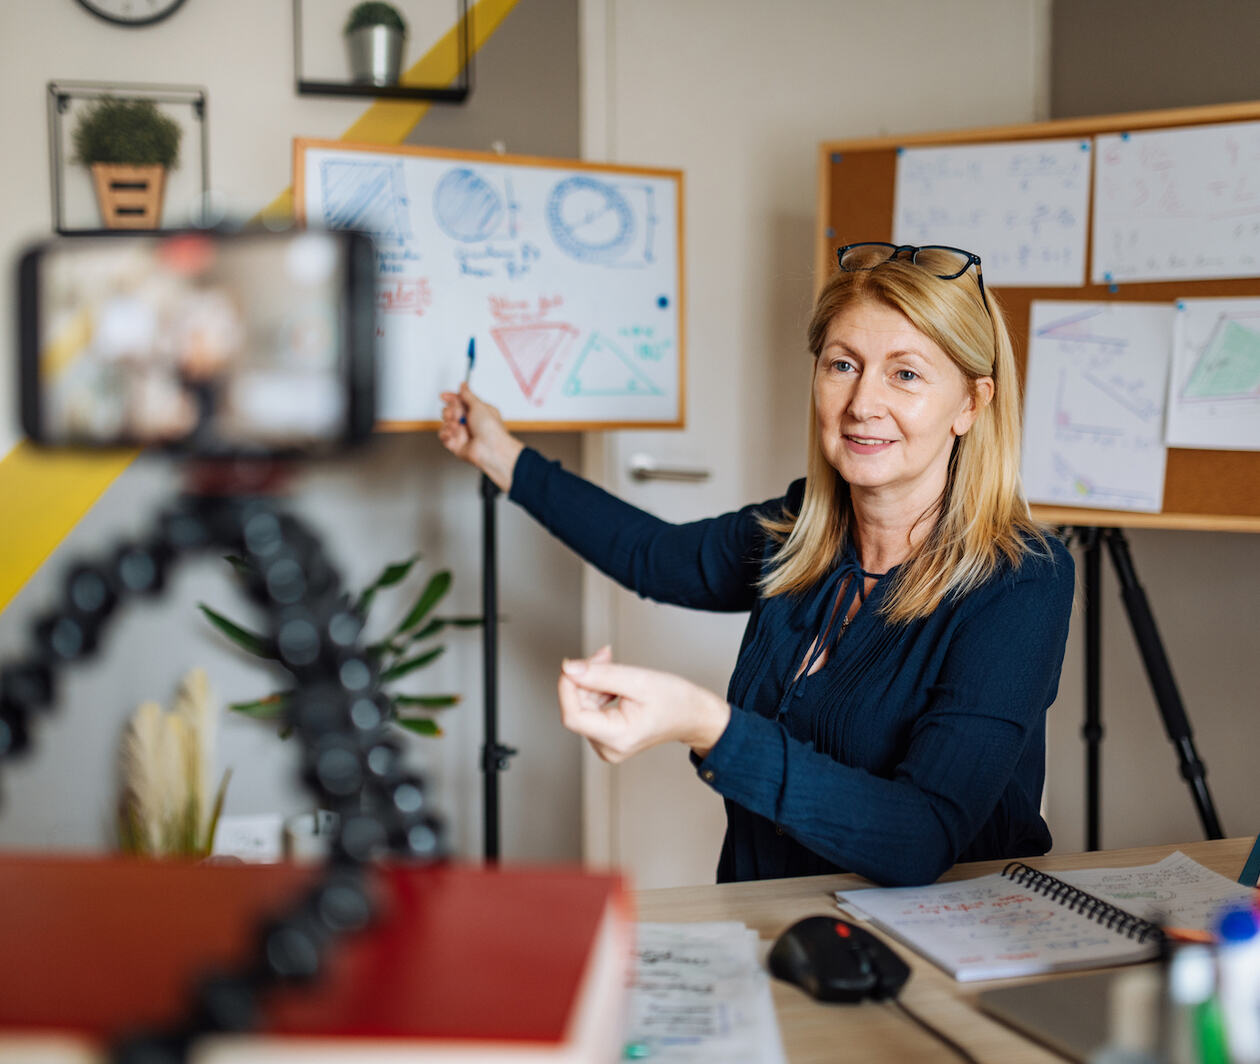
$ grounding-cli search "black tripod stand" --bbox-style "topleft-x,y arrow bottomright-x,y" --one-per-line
1067,526 -> 1224,851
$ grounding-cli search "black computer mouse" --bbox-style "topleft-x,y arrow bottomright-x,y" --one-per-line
768,916 -> 911,1003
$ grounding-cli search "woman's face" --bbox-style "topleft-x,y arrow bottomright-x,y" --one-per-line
814,298 -> 992,510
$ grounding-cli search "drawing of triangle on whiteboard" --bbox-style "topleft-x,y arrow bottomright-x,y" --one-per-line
491,322 -> 580,404
563,333 -> 663,397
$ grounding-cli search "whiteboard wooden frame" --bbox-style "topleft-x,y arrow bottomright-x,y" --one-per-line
294,138 -> 686,432
815,101 -> 1260,534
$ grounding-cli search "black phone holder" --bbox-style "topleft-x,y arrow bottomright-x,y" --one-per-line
0,488 -> 445,1064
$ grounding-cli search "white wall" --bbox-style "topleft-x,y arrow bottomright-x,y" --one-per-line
0,1 -> 586,863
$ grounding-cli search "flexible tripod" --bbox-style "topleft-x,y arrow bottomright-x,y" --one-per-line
1067,526 -> 1224,850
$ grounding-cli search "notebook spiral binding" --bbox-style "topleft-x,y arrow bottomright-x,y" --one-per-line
1001,862 -> 1167,945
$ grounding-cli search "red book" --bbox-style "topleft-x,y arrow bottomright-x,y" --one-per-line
0,855 -> 631,1062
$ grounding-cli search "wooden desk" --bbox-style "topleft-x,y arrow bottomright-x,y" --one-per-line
633,837 -> 1254,1064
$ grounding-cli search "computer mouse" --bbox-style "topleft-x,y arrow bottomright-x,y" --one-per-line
768,916 -> 911,1003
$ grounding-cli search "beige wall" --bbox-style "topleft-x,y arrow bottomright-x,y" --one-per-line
0,0 -> 586,864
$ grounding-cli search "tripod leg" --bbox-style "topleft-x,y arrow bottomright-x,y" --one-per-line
1102,528 -> 1224,840
1081,529 -> 1103,851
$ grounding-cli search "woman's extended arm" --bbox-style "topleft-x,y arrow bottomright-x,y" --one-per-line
438,385 -> 780,612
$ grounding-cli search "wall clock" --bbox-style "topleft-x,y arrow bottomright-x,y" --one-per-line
76,0 -> 188,27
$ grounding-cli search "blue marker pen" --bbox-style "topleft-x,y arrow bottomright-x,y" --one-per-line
459,337 -> 475,424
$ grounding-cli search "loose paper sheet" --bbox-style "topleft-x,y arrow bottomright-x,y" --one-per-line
625,922 -> 786,1063
1167,298 -> 1260,450
1021,300 -> 1173,512
1093,121 -> 1260,284
893,139 -> 1091,287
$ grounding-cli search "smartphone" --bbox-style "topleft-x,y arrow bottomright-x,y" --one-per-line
17,228 -> 377,457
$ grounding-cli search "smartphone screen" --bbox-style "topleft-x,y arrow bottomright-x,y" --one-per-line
19,229 -> 376,456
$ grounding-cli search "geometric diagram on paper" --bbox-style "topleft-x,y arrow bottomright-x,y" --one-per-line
562,332 -> 663,397
1050,452 -> 1156,509
546,176 -> 658,266
490,321 -> 580,405
1180,314 -> 1260,402
1034,307 -> 1127,347
319,160 -> 411,247
376,278 -> 432,316
433,167 -> 507,243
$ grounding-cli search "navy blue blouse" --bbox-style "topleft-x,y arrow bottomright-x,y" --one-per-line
510,447 -> 1075,886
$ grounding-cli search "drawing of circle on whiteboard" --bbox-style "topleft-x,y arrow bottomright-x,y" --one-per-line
433,168 -> 504,242
547,176 -> 636,264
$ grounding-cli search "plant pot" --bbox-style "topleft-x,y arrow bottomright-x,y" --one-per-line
90,163 -> 168,229
346,24 -> 405,86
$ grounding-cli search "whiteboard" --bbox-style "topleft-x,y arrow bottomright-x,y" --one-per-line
294,140 -> 684,429
892,138 -> 1091,287
1092,121 -> 1260,284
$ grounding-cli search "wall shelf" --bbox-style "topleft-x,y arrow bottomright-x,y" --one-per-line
293,0 -> 471,105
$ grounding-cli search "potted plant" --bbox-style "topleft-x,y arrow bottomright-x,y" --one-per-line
344,1 -> 408,86
199,553 -> 479,740
72,96 -> 181,229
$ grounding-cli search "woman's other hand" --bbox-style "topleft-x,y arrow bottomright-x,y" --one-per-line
558,648 -> 731,762
437,383 -> 525,492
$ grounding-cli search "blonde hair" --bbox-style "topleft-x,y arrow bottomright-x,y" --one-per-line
759,256 -> 1046,623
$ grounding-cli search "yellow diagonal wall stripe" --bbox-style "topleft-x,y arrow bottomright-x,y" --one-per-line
0,0 -> 520,615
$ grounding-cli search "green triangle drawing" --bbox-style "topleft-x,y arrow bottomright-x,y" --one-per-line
563,333 -> 662,397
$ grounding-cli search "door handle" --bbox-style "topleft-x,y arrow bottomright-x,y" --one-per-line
628,453 -> 711,483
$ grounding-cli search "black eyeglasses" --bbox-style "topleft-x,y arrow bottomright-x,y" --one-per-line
836,242 -> 989,314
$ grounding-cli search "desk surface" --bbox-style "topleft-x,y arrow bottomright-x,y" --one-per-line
632,837 -> 1254,1064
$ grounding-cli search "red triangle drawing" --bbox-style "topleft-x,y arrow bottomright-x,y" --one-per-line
491,323 -> 579,403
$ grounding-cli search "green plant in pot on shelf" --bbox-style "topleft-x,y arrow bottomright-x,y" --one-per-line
72,96 -> 181,229
344,1 -> 408,86
199,554 -> 480,740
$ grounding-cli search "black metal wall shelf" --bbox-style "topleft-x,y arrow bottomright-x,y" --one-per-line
296,80 -> 469,103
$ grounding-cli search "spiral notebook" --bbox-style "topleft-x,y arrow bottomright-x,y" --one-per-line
835,851 -> 1254,982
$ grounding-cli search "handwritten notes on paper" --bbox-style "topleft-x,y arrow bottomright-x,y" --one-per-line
835,853 -> 1252,983
1168,298 -> 1260,450
893,139 -> 1090,286
296,140 -> 682,427
1093,121 -> 1260,284
1021,301 -> 1173,512
626,922 -> 785,1064
1056,851 -> 1257,930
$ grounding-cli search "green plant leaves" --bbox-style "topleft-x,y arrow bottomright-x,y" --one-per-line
393,693 -> 460,709
228,693 -> 290,719
392,570 -> 452,637
198,604 -> 276,660
380,645 -> 445,682
355,554 -> 420,617
396,718 -> 442,737
205,554 -> 476,743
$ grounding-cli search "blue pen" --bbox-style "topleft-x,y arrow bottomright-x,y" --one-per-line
460,336 -> 475,423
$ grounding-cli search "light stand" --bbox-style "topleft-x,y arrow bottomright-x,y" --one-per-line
1068,526 -> 1224,850
478,473 -> 517,862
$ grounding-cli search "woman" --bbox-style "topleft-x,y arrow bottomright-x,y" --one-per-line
438,242 -> 1074,887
